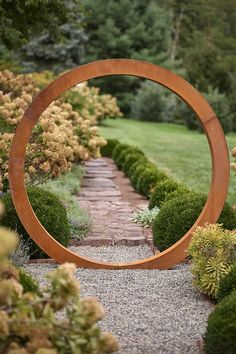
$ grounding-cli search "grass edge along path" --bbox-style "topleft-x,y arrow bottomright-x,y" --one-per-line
99,119 -> 235,205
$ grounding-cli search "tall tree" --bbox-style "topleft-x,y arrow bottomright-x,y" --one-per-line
81,0 -> 172,114
0,0 -> 81,49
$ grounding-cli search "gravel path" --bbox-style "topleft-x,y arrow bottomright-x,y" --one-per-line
25,246 -> 213,354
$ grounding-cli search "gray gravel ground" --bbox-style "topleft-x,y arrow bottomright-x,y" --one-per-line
25,246 -> 213,354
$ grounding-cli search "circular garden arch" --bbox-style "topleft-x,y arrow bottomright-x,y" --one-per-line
8,59 -> 230,269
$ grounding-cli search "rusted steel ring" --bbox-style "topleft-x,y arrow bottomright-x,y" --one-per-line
8,59 -> 230,269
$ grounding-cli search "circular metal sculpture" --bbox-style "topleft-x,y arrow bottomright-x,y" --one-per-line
8,59 -> 230,269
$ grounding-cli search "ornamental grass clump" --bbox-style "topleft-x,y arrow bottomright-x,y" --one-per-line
204,291 -> 236,354
0,202 -> 119,354
188,224 -> 236,299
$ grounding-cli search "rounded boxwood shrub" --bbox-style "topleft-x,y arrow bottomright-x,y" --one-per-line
136,167 -> 168,197
204,290 -> 236,354
152,192 -> 236,252
122,153 -> 145,176
130,161 -> 154,189
19,268 -> 41,295
116,147 -> 144,170
0,186 -> 71,259
100,139 -> 119,157
217,263 -> 236,302
149,179 -> 189,209
112,143 -> 129,162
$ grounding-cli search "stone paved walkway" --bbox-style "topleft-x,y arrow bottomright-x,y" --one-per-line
75,158 -> 154,251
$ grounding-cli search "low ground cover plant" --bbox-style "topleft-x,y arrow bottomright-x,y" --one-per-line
0,186 -> 71,259
132,206 -> 160,228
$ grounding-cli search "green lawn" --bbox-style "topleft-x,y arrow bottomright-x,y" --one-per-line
99,119 -> 236,205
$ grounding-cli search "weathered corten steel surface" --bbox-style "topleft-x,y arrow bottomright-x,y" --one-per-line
8,59 -> 230,269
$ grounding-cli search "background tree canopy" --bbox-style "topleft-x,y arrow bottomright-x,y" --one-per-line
1,0 -> 236,132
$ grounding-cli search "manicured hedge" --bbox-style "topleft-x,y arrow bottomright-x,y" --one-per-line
0,186 -> 71,259
136,167 -> 168,197
100,139 -> 120,157
204,290 -> 236,354
149,179 -> 189,208
152,192 -> 236,251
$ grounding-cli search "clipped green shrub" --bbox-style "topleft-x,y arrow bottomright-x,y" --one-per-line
112,143 -> 129,161
130,161 -> 154,189
116,147 -> 144,170
136,167 -> 168,197
204,290 -> 236,354
122,153 -> 145,176
19,268 -> 41,295
149,179 -> 189,209
100,138 -> 120,157
188,224 -> 236,299
152,193 -> 236,252
0,186 -> 71,259
217,263 -> 236,302
163,186 -> 190,204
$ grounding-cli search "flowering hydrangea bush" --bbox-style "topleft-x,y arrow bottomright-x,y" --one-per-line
0,70 -> 114,190
65,82 -> 122,125
0,201 -> 119,354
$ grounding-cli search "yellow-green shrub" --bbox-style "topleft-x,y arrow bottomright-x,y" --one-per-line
188,223 -> 236,299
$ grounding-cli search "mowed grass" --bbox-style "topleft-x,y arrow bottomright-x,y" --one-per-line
99,119 -> 236,205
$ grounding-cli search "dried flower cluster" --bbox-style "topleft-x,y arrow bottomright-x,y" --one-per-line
0,202 -> 119,354
65,82 -> 123,125
0,70 -> 119,190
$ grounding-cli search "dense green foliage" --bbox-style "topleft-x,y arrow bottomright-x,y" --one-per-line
100,139 -> 120,157
122,153 -> 146,176
116,147 -> 144,170
177,87 -> 234,134
149,179 -> 189,209
82,0 -> 171,114
217,263 -> 236,302
204,291 -> 236,354
0,187 -> 71,259
131,81 -> 176,122
152,193 -> 236,252
136,167 -> 168,197
0,0 -> 81,49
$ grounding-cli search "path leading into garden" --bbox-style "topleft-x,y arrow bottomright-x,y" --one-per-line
75,157 -> 154,251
